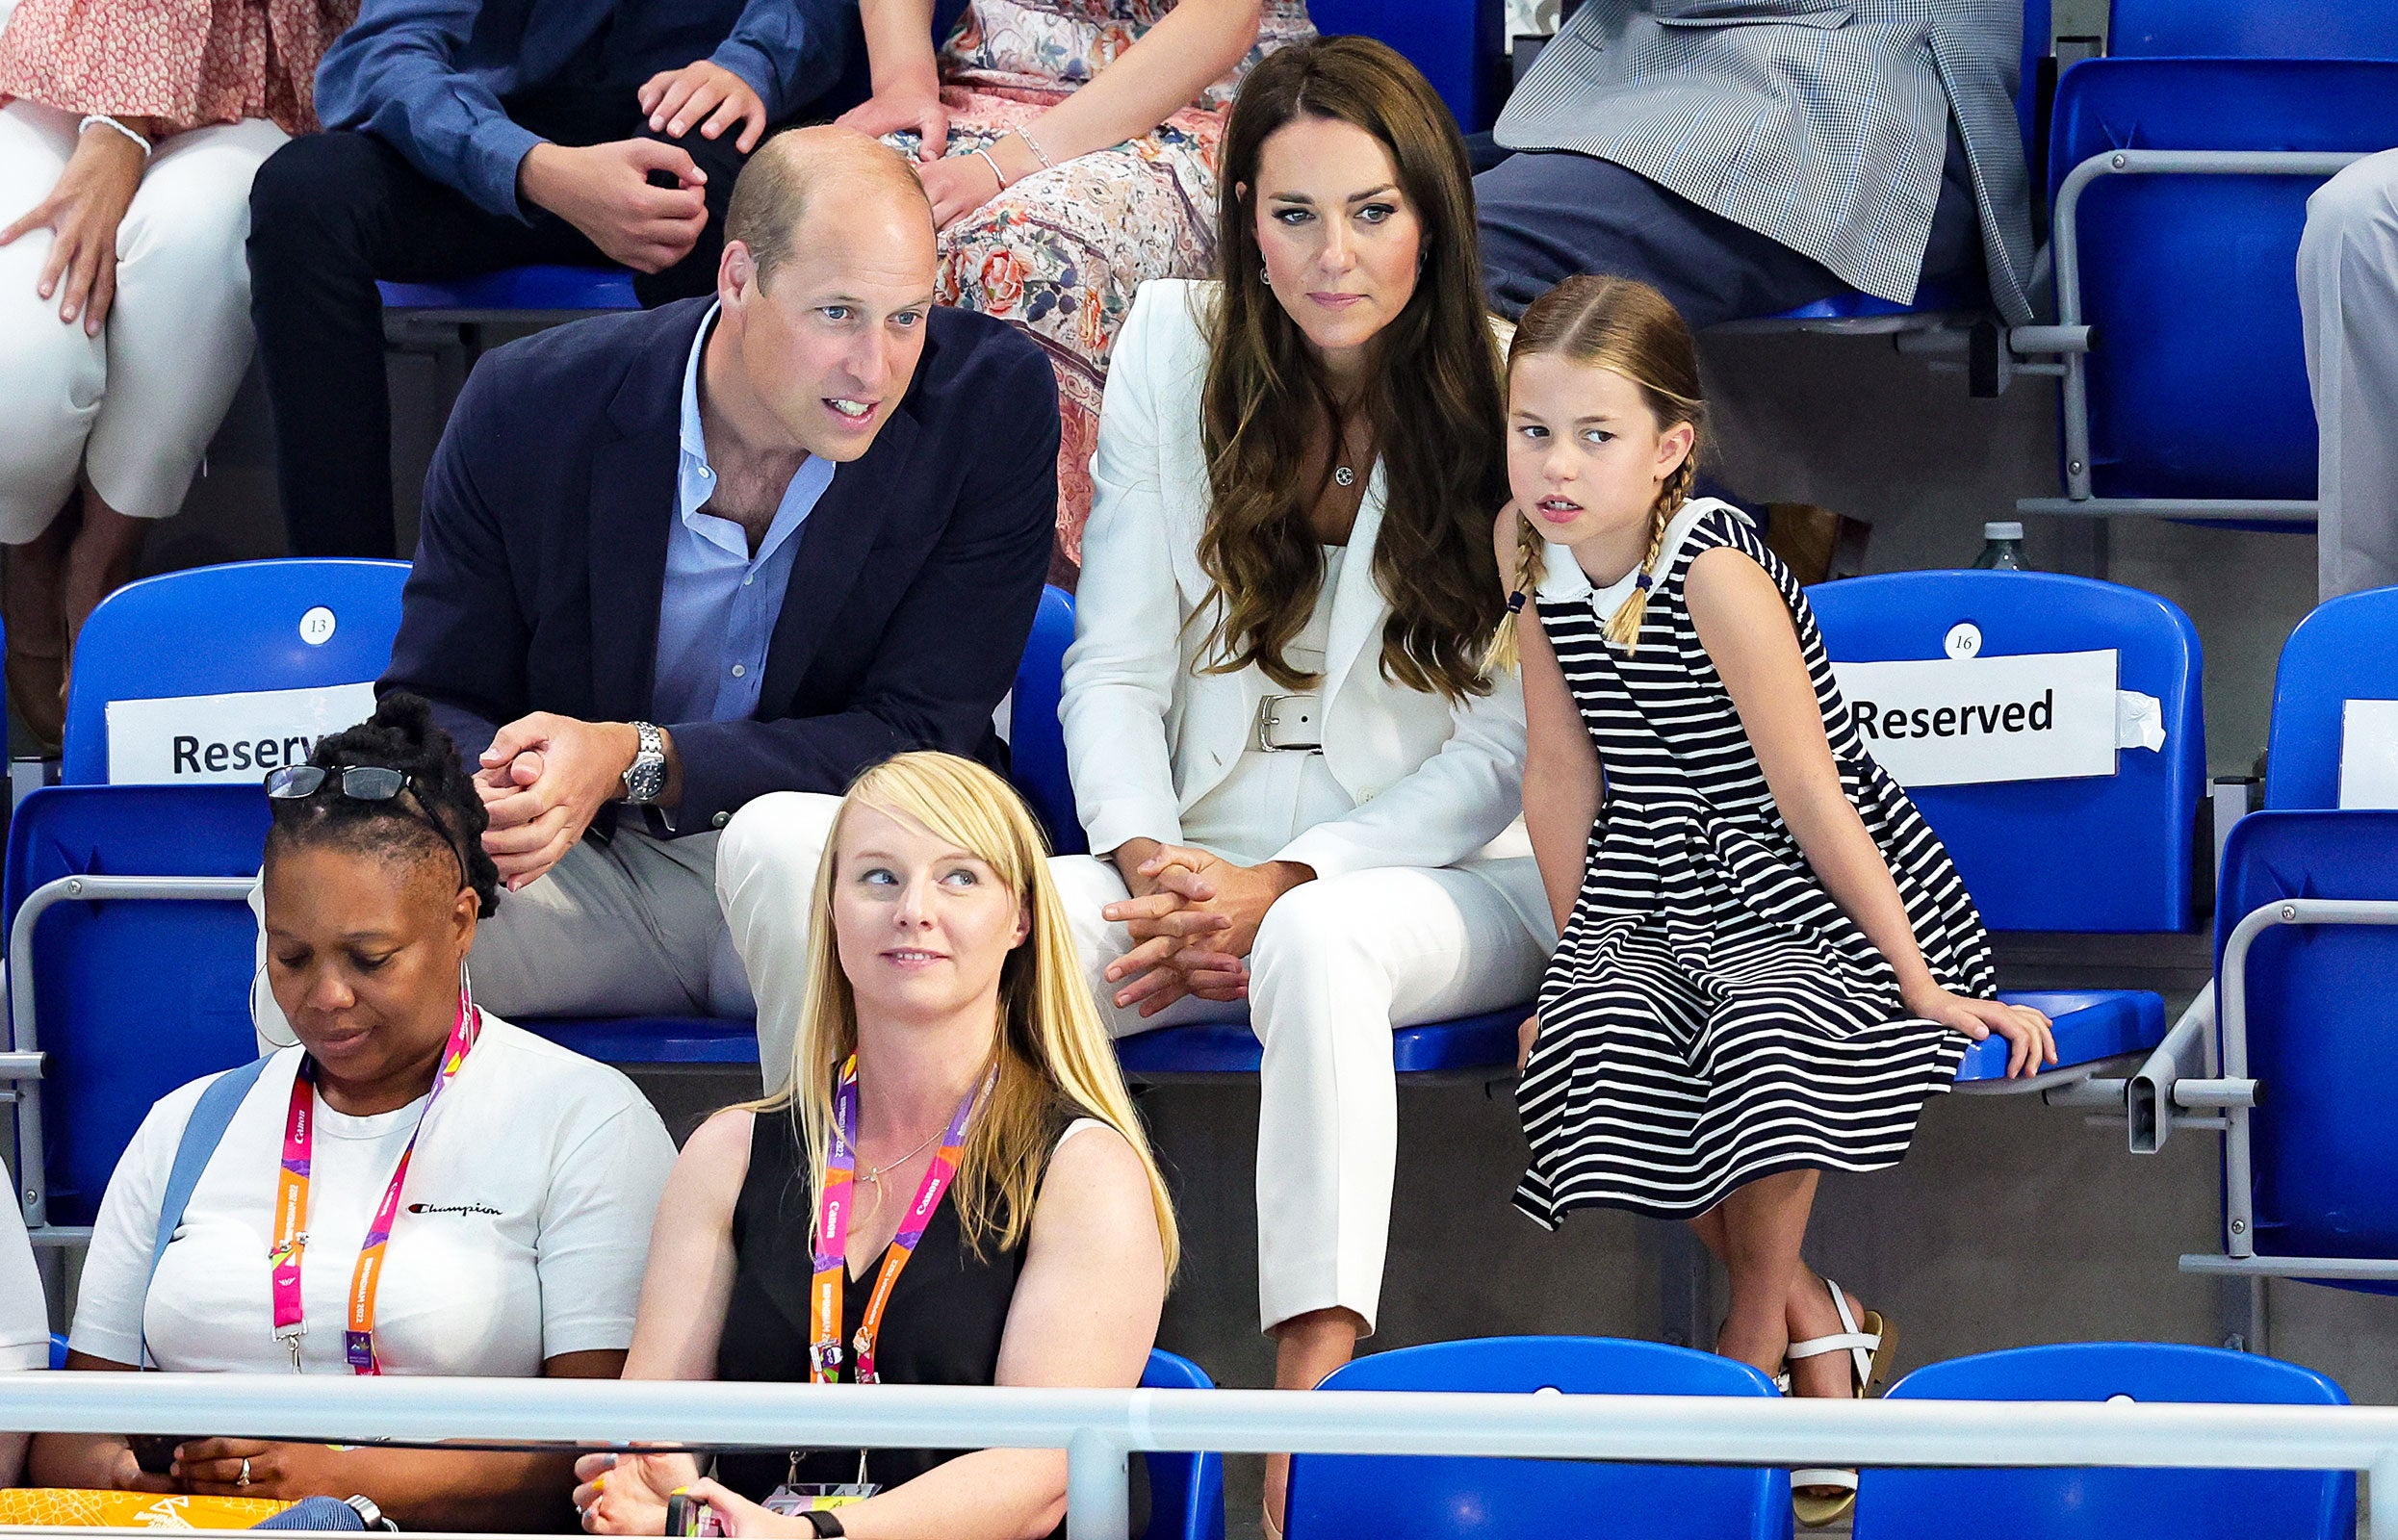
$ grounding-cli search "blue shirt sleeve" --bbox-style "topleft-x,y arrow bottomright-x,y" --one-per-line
706,0 -> 861,123
315,0 -> 547,221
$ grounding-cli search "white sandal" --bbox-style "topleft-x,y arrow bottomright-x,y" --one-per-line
1786,1276 -> 1894,1528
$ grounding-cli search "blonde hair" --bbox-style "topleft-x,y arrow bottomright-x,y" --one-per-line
759,752 -> 1178,1276
1491,275 -> 1705,666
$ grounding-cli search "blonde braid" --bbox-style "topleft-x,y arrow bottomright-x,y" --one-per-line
1485,505 -> 1551,671
1602,457 -> 1698,654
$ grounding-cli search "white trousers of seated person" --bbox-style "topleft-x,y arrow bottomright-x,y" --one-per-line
0,102 -> 287,538
1049,854 -> 1550,1335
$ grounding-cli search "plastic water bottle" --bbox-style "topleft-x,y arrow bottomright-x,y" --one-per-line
1972,521 -> 2026,571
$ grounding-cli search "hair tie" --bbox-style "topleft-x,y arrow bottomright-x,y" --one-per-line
1635,572 -> 1654,592
1506,590 -> 1527,614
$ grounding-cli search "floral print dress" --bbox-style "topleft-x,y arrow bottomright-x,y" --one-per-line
888,0 -> 1313,574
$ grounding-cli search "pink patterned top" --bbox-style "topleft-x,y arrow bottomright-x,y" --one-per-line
0,0 -> 354,139
943,0 -> 1314,110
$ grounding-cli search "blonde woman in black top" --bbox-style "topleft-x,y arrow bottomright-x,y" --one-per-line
576,753 -> 1175,1540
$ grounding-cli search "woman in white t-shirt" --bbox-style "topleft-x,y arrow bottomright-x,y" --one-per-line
0,1195 -> 49,1485
33,695 -> 677,1529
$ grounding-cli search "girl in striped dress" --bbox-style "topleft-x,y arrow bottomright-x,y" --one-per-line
1495,275 -> 2055,1524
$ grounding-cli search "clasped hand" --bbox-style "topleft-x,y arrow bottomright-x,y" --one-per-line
1100,843 -> 1314,1017
476,713 -> 638,891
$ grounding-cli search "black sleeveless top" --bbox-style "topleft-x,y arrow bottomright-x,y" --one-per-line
713,1102 -> 1145,1534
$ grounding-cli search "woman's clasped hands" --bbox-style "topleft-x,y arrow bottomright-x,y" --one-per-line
1101,840 -> 1316,1015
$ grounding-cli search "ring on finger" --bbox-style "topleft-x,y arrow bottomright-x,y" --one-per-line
237,1457 -> 253,1488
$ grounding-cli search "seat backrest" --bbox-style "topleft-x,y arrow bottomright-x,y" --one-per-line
1806,571 -> 2203,933
2046,57 -> 2398,501
6,785 -> 270,1226
2262,588 -> 2398,810
2109,0 -> 2398,60
1284,1336 -> 1786,1540
1306,0 -> 1504,133
1856,1342 -> 2354,1539
1139,1349 -> 1225,1540
2214,808 -> 2398,1267
1008,585 -> 1086,857
62,559 -> 412,785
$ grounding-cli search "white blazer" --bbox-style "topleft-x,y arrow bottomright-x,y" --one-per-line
1062,279 -> 1532,883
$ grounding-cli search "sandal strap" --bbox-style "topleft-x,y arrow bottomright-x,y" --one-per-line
1792,1469 -> 1859,1493
1818,1276 -> 1875,1389
1787,1330 -> 1880,1360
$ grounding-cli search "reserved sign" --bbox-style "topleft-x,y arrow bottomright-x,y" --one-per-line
1831,650 -> 2121,788
2339,699 -> 2398,808
105,682 -> 378,784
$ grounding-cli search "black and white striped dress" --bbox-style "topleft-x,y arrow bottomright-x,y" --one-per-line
1514,500 -> 1991,1228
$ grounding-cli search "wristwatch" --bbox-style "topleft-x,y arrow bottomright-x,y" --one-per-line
800,1511 -> 845,1537
620,721 -> 667,806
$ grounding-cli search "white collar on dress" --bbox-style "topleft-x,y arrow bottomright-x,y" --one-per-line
1534,498 -> 1724,610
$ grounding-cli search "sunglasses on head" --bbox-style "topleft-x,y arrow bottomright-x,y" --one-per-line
265,764 -> 474,898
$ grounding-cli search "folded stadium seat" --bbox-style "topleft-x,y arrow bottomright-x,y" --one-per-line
525,584 -> 1087,1065
1852,1342 -> 2354,1540
1281,1336 -> 1788,1540
376,265 -> 641,319
2255,587 -> 2398,814
2018,0 -> 2398,526
1139,1348 -> 1227,1540
1807,569 -> 2203,1091
59,559 -> 412,785
1306,0 -> 1506,134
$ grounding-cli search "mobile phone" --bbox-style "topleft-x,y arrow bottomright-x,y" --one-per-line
128,1434 -> 190,1476
664,1491 -> 723,1537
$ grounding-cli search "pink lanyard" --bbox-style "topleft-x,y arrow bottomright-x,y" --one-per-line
808,1055 -> 992,1385
268,986 -> 480,1373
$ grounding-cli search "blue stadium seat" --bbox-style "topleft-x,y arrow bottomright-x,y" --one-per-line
1002,586 -> 1533,1084
2259,587 -> 2398,811
4,784 -> 268,1228
1808,570 -> 2202,1087
1282,1336 -> 1787,1540
2109,0 -> 2398,60
62,560 -> 411,785
1309,0 -> 1506,135
2025,21 -> 2398,522
48,1334 -> 66,1372
1853,1342 -> 2354,1540
377,266 -> 639,316
2183,808 -> 2398,1299
1140,1348 -> 1227,1540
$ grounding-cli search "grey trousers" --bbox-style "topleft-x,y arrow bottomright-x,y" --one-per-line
2299,148 -> 2398,600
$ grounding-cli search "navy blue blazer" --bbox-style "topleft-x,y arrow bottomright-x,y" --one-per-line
384,295 -> 1060,836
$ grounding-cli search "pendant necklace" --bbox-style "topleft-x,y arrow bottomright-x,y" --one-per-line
851,1126 -> 943,1219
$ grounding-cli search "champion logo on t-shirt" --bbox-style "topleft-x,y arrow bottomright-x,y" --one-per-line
405,1201 -> 502,1217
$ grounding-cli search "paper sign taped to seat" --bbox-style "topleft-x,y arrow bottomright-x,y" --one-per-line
106,682 -> 378,784
1830,650 -> 2122,787
2338,699 -> 2398,808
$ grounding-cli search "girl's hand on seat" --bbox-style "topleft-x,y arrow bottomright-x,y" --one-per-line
1904,985 -> 2056,1079
575,1450 -> 699,1535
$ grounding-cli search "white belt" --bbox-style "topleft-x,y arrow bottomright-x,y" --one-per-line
1254,693 -> 1324,752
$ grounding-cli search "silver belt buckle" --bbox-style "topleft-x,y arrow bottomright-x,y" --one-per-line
1255,693 -> 1324,752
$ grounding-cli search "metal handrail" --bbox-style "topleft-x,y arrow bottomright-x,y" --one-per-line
7,1373 -> 2398,1540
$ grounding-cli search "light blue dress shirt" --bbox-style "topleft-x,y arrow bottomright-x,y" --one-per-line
652,304 -> 835,728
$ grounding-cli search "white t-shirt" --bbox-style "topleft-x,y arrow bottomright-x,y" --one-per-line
0,1197 -> 47,1373
70,1017 -> 676,1375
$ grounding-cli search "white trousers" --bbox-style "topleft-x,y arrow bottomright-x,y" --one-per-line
2300,147 -> 2398,600
713,792 -> 846,1093
1050,854 -> 1552,1334
0,102 -> 287,538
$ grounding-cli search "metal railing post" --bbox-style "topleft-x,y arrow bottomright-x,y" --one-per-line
1065,1425 -> 1132,1540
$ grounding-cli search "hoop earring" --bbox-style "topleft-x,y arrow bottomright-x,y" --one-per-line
250,963 -> 299,1050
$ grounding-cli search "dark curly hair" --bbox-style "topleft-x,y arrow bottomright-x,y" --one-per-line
265,693 -> 502,918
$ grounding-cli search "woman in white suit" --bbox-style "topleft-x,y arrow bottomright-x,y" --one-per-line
1050,37 -> 1551,1529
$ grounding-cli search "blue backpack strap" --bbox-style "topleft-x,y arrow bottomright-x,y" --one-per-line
141,1056 -> 274,1367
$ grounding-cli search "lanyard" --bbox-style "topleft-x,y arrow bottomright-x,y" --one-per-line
809,1055 -> 991,1385
269,985 -> 481,1373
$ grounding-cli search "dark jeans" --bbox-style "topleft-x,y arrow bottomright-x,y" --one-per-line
1476,121 -> 1982,328
247,90 -> 751,558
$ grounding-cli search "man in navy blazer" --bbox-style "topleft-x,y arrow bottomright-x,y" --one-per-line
374,127 -> 1057,1041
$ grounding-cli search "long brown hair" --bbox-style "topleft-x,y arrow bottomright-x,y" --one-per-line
1497,274 -> 1705,662
760,753 -> 1177,1274
1199,35 -> 1508,703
